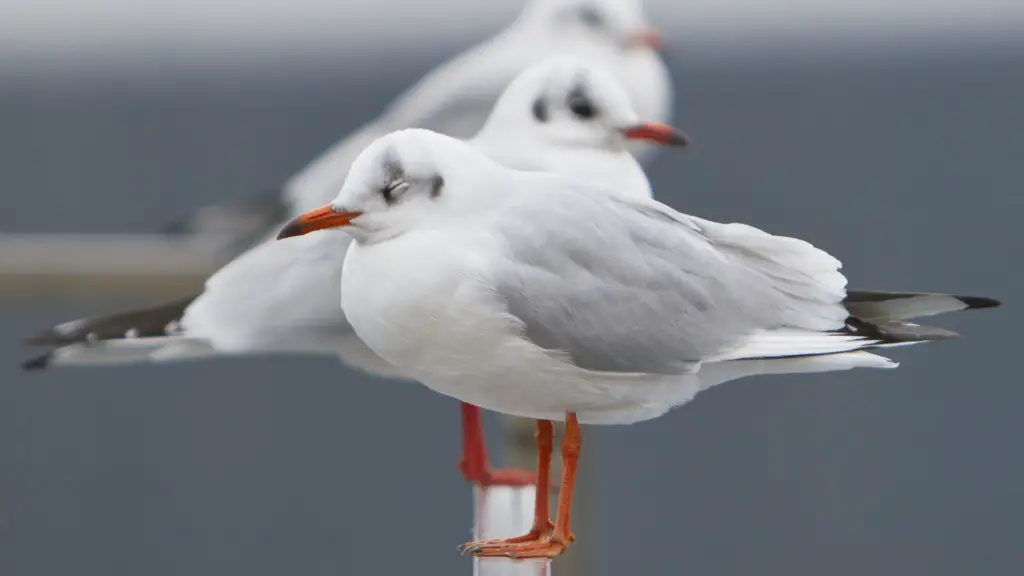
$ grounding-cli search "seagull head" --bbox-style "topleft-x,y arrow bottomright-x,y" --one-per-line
477,57 -> 688,153
520,0 -> 664,51
277,130 -> 496,244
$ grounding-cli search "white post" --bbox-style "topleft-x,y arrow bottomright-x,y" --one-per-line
472,485 -> 551,576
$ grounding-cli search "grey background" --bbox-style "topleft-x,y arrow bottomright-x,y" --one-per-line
2,40 -> 1022,575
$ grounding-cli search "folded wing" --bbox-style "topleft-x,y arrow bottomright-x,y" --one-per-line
487,187 -> 998,374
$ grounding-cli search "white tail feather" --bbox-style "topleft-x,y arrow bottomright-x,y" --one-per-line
697,351 -> 897,391
705,328 -> 883,362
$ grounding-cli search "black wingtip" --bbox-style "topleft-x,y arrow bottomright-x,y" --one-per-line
21,296 -> 197,349
21,352 -> 52,371
844,316 -> 961,343
957,295 -> 1002,310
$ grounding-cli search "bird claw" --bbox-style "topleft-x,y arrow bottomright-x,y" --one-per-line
471,537 -> 569,559
459,524 -> 551,555
460,522 -> 571,559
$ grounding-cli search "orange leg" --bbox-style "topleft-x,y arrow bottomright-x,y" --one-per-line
458,403 -> 536,487
460,420 -> 555,553
466,413 -> 581,560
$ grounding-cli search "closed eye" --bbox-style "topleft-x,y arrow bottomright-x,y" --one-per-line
381,180 -> 409,204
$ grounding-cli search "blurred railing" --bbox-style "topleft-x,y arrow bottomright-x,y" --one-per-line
0,234 -> 221,299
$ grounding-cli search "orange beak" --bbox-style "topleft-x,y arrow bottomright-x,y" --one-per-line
627,28 -> 663,50
277,205 -> 362,240
621,123 -> 690,147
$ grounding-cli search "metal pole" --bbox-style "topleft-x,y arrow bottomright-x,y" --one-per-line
472,485 -> 550,576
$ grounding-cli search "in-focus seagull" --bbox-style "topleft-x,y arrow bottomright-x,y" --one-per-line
277,128 -> 1001,559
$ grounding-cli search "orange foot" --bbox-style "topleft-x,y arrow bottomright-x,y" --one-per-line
458,461 -> 536,487
458,520 -> 552,555
465,535 -> 571,560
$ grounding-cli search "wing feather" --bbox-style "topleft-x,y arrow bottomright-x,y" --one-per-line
487,187 -> 849,374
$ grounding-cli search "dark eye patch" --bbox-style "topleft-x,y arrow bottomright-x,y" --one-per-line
381,181 -> 400,204
532,98 -> 549,122
380,149 -> 404,204
430,175 -> 444,198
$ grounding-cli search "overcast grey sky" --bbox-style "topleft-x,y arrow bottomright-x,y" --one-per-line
4,0 -> 1024,65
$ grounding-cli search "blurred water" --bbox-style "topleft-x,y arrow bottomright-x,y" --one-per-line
2,45 -> 1023,576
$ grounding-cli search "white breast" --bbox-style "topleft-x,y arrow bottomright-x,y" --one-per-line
341,228 -> 515,380
340,228 -> 692,424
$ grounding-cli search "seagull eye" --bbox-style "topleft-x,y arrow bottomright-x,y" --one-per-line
567,96 -> 596,120
578,6 -> 605,29
381,180 -> 409,204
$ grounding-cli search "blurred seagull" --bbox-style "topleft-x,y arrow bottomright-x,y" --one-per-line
166,0 -> 672,254
22,57 -> 689,488
277,128 -> 1001,559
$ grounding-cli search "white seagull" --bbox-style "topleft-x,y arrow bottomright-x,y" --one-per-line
23,57 -> 688,488
169,0 -> 672,251
276,128 -> 1001,559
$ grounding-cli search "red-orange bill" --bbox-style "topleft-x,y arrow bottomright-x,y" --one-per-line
621,123 -> 690,147
277,205 -> 362,240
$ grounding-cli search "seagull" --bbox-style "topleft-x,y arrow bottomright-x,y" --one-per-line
22,57 -> 689,488
167,0 -> 672,253
276,128 -> 1001,559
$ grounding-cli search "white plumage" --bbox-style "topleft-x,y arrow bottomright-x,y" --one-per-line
281,128 -> 997,424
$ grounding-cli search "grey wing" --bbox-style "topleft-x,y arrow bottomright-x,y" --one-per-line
283,74 -> 502,215
376,39 -> 523,139
286,38 -> 528,214
400,95 -> 497,141
488,191 -> 849,374
283,123 -> 385,216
